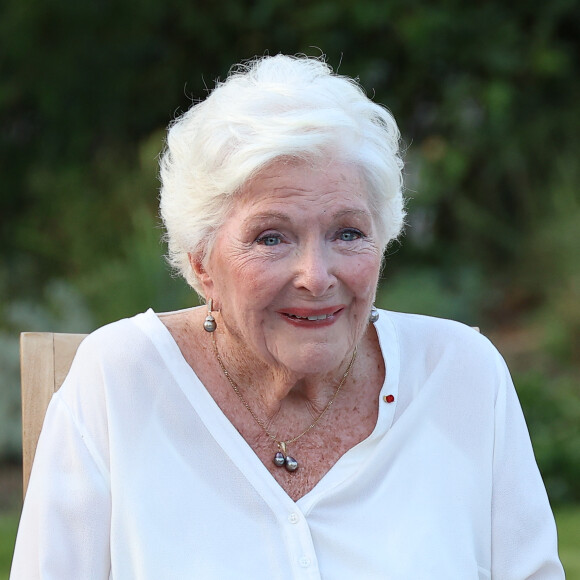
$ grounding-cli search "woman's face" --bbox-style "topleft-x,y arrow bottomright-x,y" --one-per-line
196,160 -> 382,377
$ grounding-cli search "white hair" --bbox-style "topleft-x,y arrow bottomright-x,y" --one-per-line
159,54 -> 405,296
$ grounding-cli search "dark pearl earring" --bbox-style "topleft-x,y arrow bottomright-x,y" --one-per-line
203,298 -> 217,332
369,306 -> 379,323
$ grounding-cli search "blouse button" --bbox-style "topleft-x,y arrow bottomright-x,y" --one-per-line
288,512 -> 300,524
299,556 -> 311,568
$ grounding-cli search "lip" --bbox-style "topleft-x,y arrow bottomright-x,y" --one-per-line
277,306 -> 344,327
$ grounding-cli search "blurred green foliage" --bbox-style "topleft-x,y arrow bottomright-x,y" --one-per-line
0,0 -> 579,500
555,505 -> 580,577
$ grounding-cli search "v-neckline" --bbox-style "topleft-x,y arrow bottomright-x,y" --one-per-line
132,308 -> 400,510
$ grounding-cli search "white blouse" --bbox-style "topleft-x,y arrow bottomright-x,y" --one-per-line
11,309 -> 564,579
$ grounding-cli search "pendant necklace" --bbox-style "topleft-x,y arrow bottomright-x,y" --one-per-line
211,334 -> 357,473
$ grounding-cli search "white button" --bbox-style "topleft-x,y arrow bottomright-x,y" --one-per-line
298,556 -> 311,568
288,513 -> 300,524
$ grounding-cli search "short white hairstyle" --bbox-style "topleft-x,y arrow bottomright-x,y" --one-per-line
159,54 -> 405,296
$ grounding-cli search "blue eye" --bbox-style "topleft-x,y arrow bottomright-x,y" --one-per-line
338,229 -> 363,242
257,234 -> 281,246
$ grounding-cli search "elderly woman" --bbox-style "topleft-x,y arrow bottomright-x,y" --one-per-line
12,55 -> 563,579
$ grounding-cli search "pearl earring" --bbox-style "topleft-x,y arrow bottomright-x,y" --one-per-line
203,299 -> 217,332
369,305 -> 379,323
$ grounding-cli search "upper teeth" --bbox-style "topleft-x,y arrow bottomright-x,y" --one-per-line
291,314 -> 330,320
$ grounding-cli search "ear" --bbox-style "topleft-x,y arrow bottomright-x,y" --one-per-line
189,252 -> 214,298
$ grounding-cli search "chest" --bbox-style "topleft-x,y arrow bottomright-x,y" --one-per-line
249,401 -> 379,501
111,380 -> 491,580
161,311 -> 384,501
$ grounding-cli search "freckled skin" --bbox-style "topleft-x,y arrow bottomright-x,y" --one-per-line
164,160 -> 386,500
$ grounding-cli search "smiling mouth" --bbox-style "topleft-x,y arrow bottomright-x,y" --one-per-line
286,313 -> 332,321
280,307 -> 344,324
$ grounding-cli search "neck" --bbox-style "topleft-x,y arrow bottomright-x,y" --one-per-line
210,329 -> 357,423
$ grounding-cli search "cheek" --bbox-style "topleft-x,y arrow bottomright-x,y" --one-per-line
344,255 -> 381,296
218,253 -> 284,305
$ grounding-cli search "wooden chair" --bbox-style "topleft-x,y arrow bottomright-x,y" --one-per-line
19,332 -> 87,497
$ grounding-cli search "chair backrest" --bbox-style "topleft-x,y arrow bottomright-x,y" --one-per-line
19,332 -> 87,496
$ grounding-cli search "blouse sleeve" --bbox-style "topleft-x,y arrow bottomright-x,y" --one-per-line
10,392 -> 111,579
491,354 -> 564,578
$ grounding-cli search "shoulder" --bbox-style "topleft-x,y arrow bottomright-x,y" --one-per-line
56,310 -> 167,408
378,309 -> 507,381
381,309 -> 476,333
380,309 -> 488,345
73,309 -> 164,368
55,309 -> 177,427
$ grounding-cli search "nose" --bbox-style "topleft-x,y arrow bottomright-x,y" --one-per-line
293,241 -> 337,296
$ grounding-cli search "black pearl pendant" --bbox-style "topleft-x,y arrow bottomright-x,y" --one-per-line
284,456 -> 298,472
273,452 -> 285,467
273,442 -> 298,472
203,315 -> 216,332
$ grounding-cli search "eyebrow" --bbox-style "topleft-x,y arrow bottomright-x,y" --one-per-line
242,212 -> 292,227
331,209 -> 372,220
243,208 -> 372,226
244,211 -> 290,222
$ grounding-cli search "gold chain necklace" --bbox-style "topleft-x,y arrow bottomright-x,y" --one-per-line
211,334 -> 357,472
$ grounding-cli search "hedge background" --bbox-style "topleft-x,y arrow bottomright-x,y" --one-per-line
1,0 -> 579,502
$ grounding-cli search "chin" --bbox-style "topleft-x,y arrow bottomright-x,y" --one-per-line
273,340 -> 353,376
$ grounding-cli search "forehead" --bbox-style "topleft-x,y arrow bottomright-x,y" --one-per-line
235,159 -> 370,214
